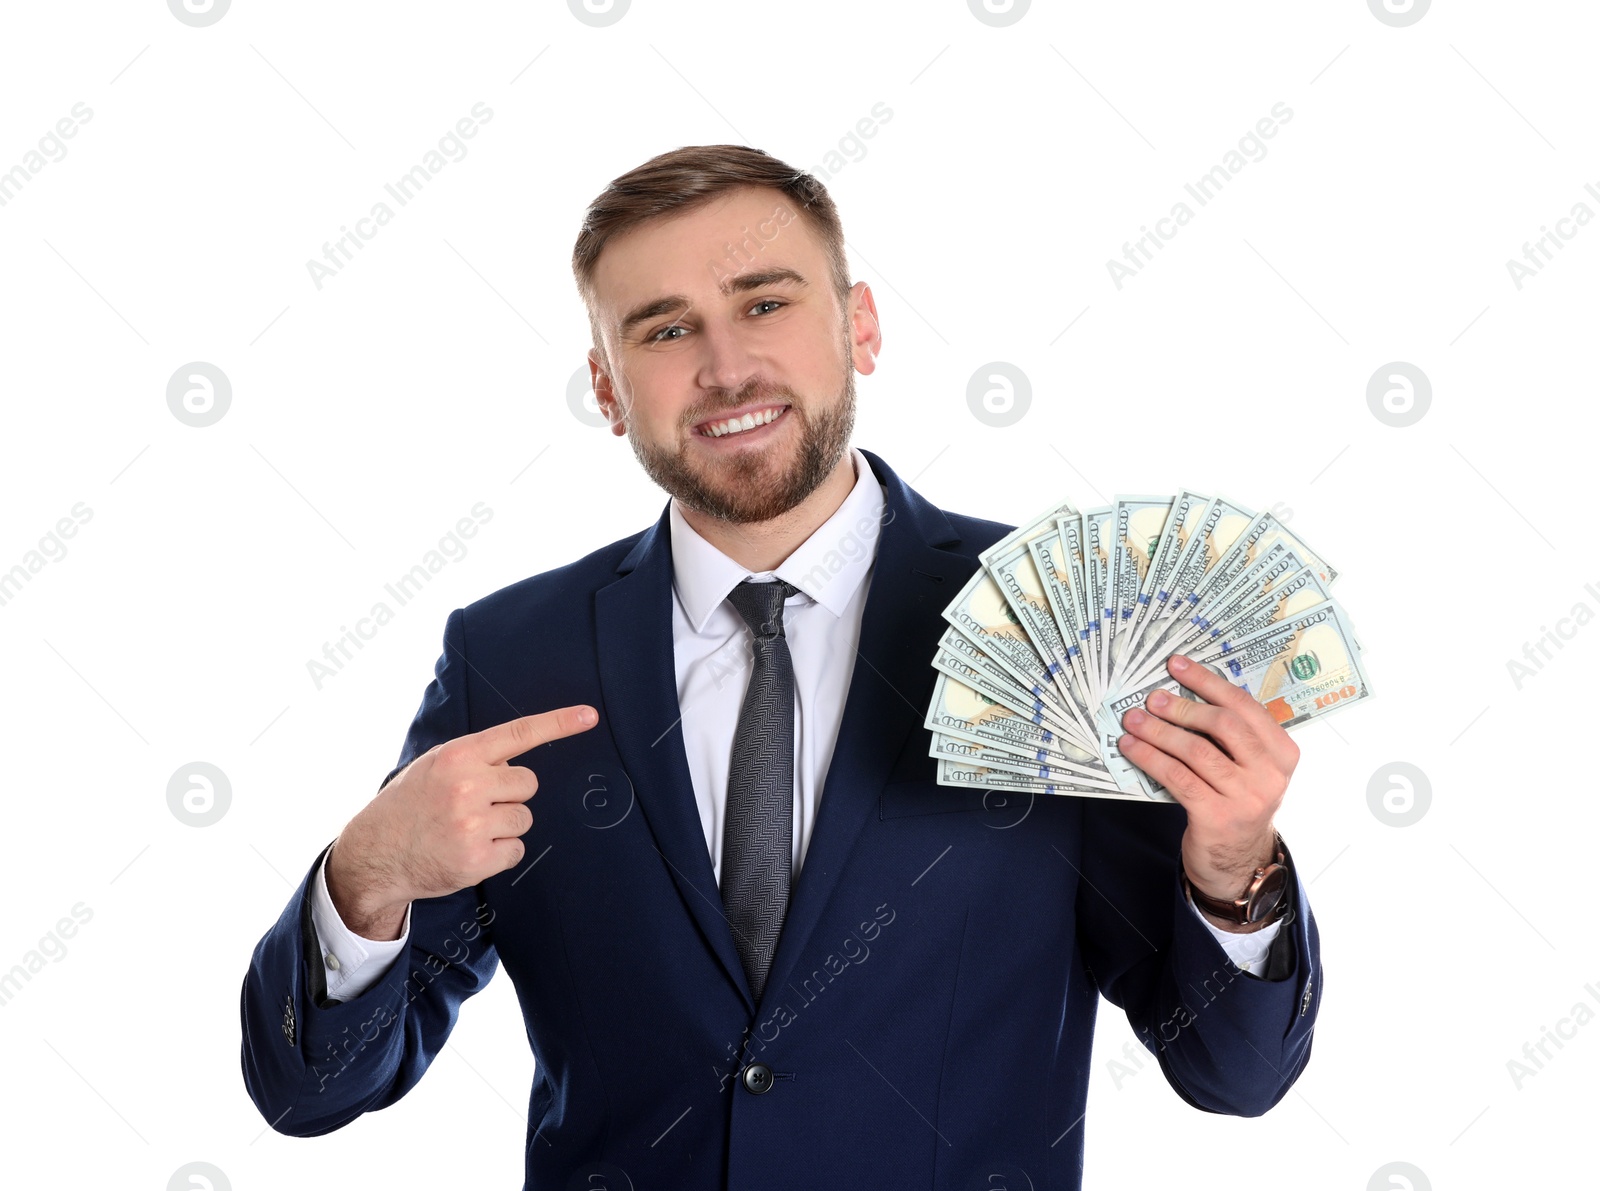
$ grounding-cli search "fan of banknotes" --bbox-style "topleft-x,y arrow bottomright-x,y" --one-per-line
925,492 -> 1372,803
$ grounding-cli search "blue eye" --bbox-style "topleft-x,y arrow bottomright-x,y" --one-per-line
649,300 -> 784,342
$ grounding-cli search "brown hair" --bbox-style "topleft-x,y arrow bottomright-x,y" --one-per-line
571,144 -> 851,361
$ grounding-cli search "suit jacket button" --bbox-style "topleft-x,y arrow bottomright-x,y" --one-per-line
741,1063 -> 773,1095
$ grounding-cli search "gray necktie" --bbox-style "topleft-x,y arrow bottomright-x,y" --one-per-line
720,578 -> 800,1002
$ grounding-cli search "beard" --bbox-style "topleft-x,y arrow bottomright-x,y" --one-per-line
625,364 -> 856,526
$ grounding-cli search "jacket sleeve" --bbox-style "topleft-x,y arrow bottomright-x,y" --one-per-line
239,607 -> 502,1136
1074,798 -> 1321,1117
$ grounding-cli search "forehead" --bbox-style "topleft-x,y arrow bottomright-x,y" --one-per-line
590,185 -> 825,314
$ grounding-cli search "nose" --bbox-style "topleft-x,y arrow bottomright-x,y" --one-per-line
693,318 -> 763,399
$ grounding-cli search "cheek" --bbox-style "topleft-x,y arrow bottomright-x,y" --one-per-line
784,341 -> 848,393
639,394 -> 692,440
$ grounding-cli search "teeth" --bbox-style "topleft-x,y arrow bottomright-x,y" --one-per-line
703,406 -> 783,437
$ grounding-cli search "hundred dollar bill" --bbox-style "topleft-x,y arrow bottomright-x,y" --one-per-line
978,498 -> 1079,575
1196,509 -> 1339,605
1119,532 -> 1290,682
1141,496 -> 1257,635
929,732 -> 1122,790
986,524 -> 1098,735
1118,543 -> 1298,691
932,626 -> 1080,739
929,483 -> 1371,801
1059,513 -> 1104,707
1028,517 -> 1100,714
1102,601 -> 1372,800
924,671 -> 1110,781
1193,562 -> 1335,661
942,565 -> 1098,752
1120,545 -> 1333,693
1081,508 -> 1115,697
936,757 -> 1147,799
1112,488 -> 1210,689
1106,496 -> 1174,681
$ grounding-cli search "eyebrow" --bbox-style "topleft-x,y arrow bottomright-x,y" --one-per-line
616,266 -> 810,339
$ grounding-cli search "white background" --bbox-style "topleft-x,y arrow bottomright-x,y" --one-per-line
0,1 -> 1593,1187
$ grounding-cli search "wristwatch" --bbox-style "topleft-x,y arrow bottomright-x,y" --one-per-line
1183,832 -> 1292,926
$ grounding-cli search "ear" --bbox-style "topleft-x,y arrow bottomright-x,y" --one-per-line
847,281 -> 882,376
588,349 -> 629,437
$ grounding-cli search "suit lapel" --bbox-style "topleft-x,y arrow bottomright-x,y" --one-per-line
595,508 -> 756,1007
761,449 -> 976,1007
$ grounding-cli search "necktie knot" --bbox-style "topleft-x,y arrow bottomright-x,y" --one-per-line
725,579 -> 799,641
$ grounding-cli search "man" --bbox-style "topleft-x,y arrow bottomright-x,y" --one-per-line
241,144 -> 1320,1189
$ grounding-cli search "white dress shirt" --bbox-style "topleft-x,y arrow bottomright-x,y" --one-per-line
311,446 -> 1282,1001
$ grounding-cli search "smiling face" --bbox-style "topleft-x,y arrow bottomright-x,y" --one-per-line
586,186 -> 879,525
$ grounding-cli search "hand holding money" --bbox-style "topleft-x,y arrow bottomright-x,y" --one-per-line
925,490 -> 1372,804
1119,652 -> 1296,905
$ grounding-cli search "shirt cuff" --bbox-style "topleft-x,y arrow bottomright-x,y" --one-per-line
1185,887 -> 1282,976
310,852 -> 411,1003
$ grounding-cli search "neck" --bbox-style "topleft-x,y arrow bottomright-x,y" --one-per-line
676,449 -> 859,573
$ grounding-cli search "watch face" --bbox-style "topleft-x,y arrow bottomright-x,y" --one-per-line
1248,867 -> 1290,924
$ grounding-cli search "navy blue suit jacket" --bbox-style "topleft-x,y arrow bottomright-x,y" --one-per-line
240,447 -> 1321,1189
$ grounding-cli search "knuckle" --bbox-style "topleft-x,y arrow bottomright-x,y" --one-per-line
1171,771 -> 1203,798
435,740 -> 474,769
503,716 -> 537,755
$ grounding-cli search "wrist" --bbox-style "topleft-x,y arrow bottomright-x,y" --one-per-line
1182,830 -> 1291,929
1186,828 -> 1278,897
325,839 -> 410,938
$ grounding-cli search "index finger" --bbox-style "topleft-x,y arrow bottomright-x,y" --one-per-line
1166,654 -> 1256,710
472,705 -> 599,764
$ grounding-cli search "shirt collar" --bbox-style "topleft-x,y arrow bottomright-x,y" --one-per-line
669,445 -> 886,633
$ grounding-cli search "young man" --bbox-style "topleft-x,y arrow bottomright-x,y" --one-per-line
241,144 -> 1320,1190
